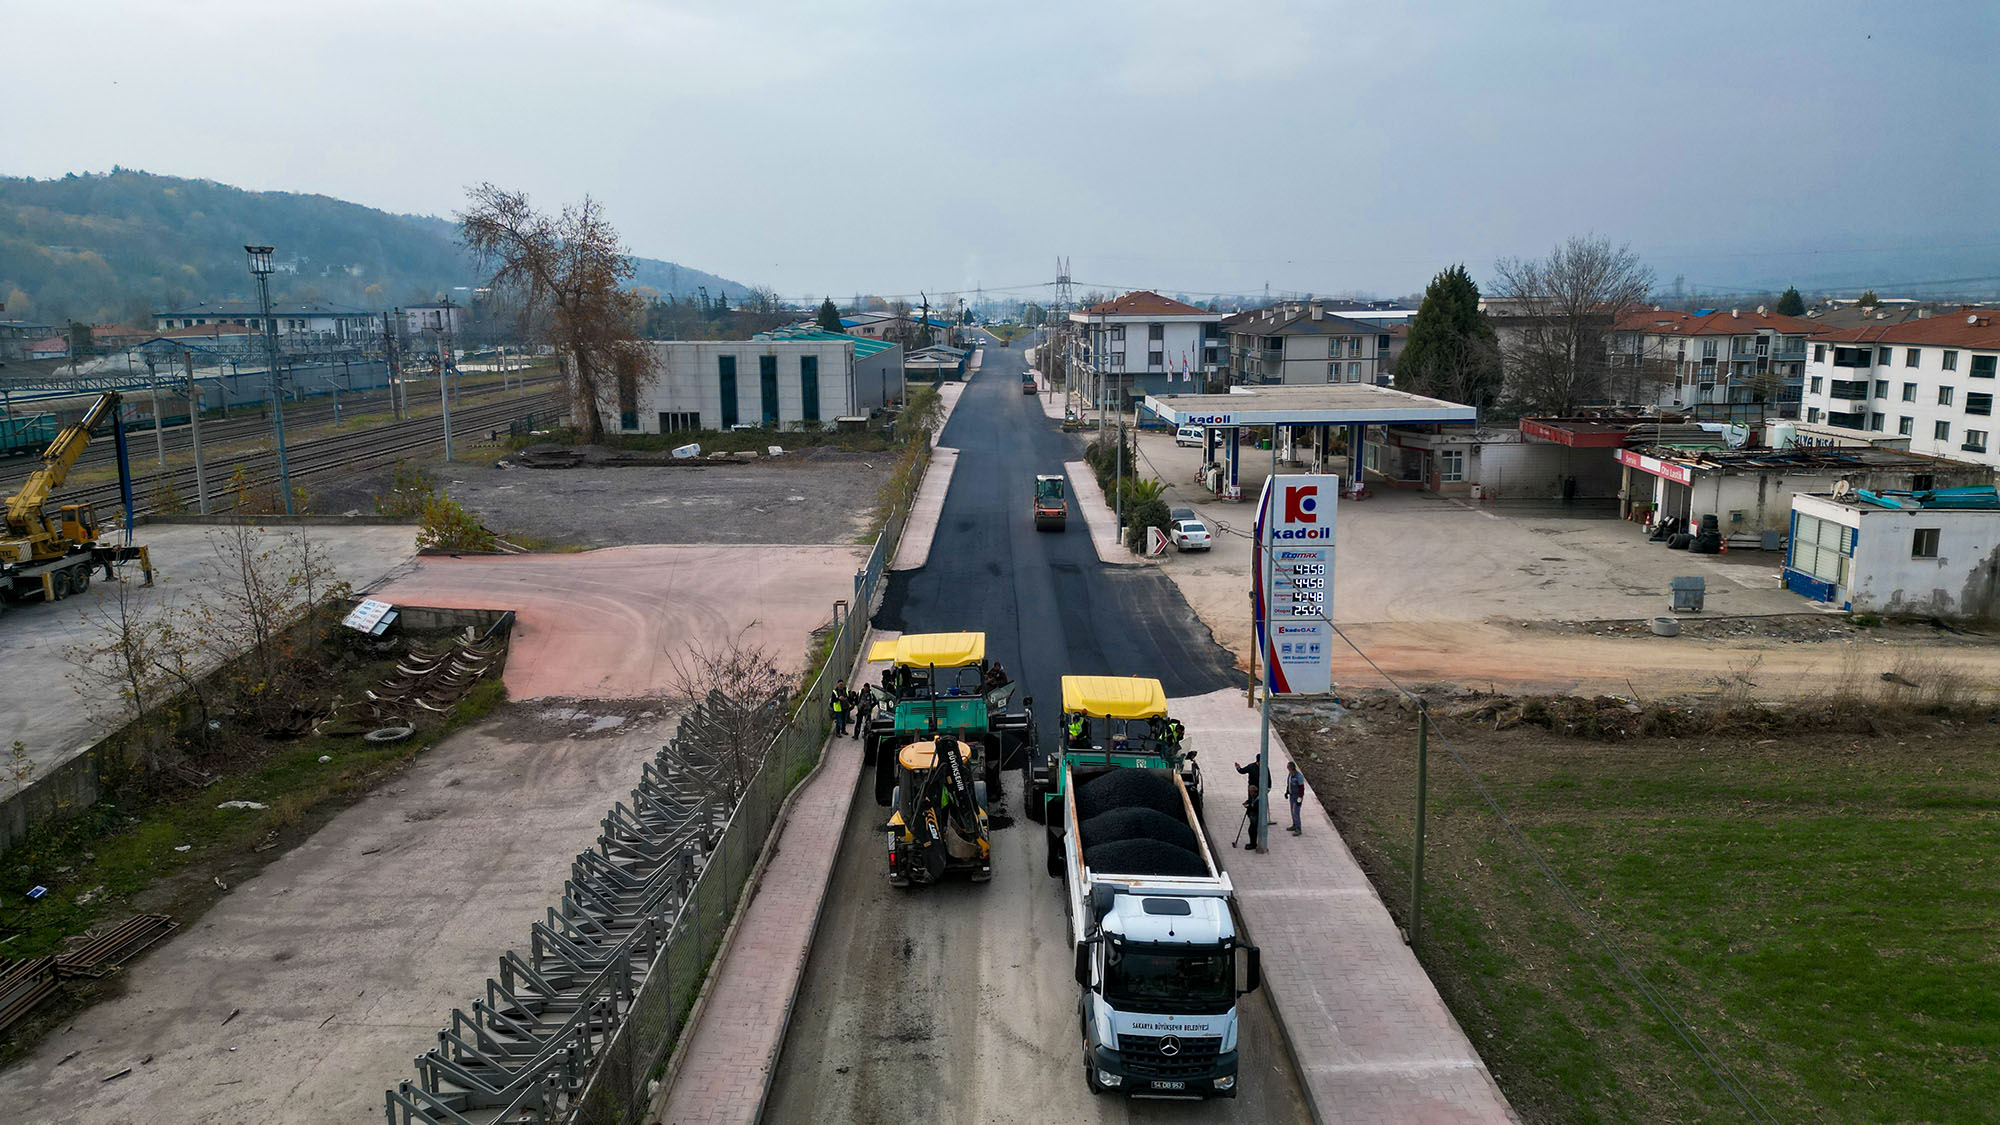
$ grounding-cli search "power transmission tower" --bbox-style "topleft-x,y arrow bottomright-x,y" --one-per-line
1054,257 -> 1073,314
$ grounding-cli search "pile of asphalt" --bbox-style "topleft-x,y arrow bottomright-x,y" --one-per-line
1076,768 -> 1184,823
1084,838 -> 1208,879
1081,807 -> 1199,855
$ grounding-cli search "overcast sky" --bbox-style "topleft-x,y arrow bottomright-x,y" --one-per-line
6,0 -> 1996,301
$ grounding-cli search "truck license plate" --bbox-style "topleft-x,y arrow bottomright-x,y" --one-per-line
1151,1080 -> 1186,1091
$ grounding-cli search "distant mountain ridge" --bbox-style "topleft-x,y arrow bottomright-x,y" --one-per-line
0,169 -> 752,325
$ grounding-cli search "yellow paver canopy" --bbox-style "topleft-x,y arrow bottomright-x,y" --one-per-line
865,632 -> 987,669
1061,675 -> 1169,719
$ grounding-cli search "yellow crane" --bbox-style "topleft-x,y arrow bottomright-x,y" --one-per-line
2,391 -> 153,608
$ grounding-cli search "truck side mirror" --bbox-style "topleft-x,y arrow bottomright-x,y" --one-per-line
1074,942 -> 1092,987
1238,944 -> 1261,995
1023,696 -> 1033,708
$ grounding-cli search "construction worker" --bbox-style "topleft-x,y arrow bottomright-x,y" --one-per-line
1066,712 -> 1089,749
832,680 -> 850,737
854,687 -> 876,739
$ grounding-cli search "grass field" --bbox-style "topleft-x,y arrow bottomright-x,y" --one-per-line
1279,696 -> 2000,1124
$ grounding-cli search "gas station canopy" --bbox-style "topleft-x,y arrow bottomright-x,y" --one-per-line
1145,384 -> 1477,428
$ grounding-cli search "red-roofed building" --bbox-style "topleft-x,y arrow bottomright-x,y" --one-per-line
1067,290 -> 1221,409
1608,306 -> 1827,419
1797,308 -> 2000,469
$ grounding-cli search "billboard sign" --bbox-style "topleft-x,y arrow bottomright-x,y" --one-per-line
1253,474 -> 1337,695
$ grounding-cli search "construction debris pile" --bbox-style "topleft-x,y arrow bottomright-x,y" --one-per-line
318,627 -> 509,740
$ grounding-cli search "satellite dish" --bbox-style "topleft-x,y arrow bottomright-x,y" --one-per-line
1832,480 -> 1856,500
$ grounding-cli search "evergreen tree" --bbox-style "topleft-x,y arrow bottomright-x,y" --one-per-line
1395,265 -> 1502,410
816,296 -> 844,333
1775,286 -> 1805,316
1858,289 -> 1880,308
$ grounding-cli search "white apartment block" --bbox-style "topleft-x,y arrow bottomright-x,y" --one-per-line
1796,310 -> 2000,471
1067,291 -> 1221,407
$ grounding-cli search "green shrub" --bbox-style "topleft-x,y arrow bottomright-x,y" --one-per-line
416,494 -> 497,552
1125,497 -> 1171,552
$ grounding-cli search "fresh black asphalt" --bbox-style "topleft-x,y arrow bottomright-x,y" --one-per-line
874,342 -> 1240,730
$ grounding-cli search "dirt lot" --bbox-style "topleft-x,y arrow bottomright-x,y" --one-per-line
307,448 -> 885,547
1274,690 -> 2000,1124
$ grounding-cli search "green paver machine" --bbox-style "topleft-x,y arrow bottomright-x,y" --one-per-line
863,631 -> 1036,807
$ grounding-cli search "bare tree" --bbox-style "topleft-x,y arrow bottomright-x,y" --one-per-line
662,631 -> 796,791
1492,235 -> 1655,414
459,185 -> 643,442
66,581 -> 204,773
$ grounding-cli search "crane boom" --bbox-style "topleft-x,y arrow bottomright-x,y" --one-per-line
5,392 -> 120,531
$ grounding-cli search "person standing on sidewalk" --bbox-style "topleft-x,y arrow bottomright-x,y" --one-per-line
1285,761 -> 1306,835
853,687 -> 875,740
831,680 -> 849,738
1236,757 -> 1270,850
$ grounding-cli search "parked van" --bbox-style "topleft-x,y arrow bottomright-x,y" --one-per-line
1175,425 -> 1205,448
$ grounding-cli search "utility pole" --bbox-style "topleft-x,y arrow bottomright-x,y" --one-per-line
1411,700 -> 1430,949
436,329 -> 454,461
245,244 -> 295,514
184,349 -> 209,514
142,354 -> 166,467
384,309 -> 404,420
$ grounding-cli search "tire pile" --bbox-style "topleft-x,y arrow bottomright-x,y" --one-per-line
1077,769 -> 1206,878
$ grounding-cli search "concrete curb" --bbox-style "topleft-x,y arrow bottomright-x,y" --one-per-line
652,636 -> 884,1121
1062,459 -> 1148,567
652,632 -> 880,1112
891,448 -> 956,571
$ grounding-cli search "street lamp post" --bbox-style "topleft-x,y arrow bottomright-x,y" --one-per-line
245,245 -> 295,514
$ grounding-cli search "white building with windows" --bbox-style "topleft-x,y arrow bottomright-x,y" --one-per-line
1785,487 -> 2000,619
1068,291 -> 1221,408
151,300 -> 380,342
1796,310 -> 2000,470
601,336 -> 895,434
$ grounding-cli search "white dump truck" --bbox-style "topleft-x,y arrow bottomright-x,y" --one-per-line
1045,675 -> 1260,1099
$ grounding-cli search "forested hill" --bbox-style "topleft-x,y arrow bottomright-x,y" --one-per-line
0,169 -> 751,325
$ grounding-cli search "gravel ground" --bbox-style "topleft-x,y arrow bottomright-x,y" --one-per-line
304,449 -> 886,547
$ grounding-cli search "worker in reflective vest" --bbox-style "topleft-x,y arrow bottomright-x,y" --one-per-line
1066,713 -> 1088,748
832,680 -> 849,736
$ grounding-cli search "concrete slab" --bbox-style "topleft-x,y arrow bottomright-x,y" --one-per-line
0,522 -> 419,799
650,632 -> 892,1125
1173,688 -> 1517,1124
890,449 -> 956,571
0,705 -> 675,1125
370,545 -> 865,699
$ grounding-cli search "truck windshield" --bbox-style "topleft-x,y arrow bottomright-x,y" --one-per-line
1104,940 -> 1232,1015
1036,479 -> 1065,502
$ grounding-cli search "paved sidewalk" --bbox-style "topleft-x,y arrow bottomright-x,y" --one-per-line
652,633 -> 896,1125
1063,458 -> 1155,567
891,448 -> 956,570
1173,688 -> 1518,1124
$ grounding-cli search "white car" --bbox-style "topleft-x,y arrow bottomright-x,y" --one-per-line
1175,425 -> 1204,447
1169,517 -> 1212,551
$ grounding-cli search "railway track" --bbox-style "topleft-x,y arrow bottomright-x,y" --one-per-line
50,391 -> 562,519
0,374 -> 557,488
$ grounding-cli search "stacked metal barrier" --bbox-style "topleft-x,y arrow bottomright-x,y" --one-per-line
383,700 -> 768,1124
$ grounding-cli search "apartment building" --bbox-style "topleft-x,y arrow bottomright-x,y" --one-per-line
1221,299 -> 1395,387
1609,307 -> 1822,418
1067,291 -> 1221,407
1796,309 -> 2000,470
152,300 -> 381,342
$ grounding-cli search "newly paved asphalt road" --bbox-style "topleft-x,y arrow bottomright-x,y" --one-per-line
766,337 -> 1307,1122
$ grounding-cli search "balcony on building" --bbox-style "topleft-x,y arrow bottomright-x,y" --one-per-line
1828,379 -> 1870,401
1826,410 -> 1866,429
